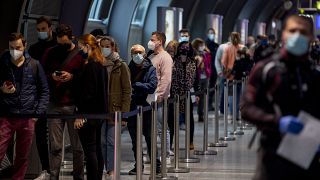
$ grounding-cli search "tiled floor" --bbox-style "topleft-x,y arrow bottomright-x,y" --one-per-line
2,112 -> 259,180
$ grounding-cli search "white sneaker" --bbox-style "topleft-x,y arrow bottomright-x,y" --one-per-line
169,150 -> 174,156
166,157 -> 171,165
34,170 -> 50,180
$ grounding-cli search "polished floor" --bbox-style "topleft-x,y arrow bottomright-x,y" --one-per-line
60,112 -> 257,180
2,112 -> 258,180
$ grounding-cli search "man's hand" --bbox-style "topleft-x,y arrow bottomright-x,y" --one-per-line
195,96 -> 200,104
74,118 -> 85,129
1,82 -> 16,94
32,118 -> 38,122
60,71 -> 73,82
52,71 -> 73,82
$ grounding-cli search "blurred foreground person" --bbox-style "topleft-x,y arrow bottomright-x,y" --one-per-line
241,15 -> 320,180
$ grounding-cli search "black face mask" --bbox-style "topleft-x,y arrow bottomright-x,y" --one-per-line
57,43 -> 72,51
179,49 -> 188,56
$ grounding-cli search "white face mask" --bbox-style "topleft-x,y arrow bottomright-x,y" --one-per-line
102,48 -> 112,57
148,41 -> 156,50
199,46 -> 206,52
208,34 -> 215,41
38,31 -> 49,40
132,53 -> 144,64
10,49 -> 23,61
179,37 -> 189,43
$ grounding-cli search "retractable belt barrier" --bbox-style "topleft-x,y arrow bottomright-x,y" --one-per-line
0,88 -> 210,180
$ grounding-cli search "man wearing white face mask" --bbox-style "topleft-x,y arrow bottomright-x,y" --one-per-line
241,15 -> 320,179
148,31 -> 173,160
28,16 -> 56,180
29,16 -> 56,61
0,33 -> 49,180
127,44 -> 160,174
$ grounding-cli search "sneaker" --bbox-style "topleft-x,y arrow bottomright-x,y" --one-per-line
129,167 -> 143,175
228,115 -> 232,120
169,150 -> 174,156
34,170 -> 50,180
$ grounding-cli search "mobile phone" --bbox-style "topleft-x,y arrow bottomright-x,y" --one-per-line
5,81 -> 13,86
55,71 -> 63,76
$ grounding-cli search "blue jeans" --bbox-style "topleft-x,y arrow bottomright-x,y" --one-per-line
101,121 -> 115,172
228,83 -> 242,117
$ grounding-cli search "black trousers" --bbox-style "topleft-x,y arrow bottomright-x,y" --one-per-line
168,100 -> 195,149
35,118 -> 50,172
127,104 -> 160,168
78,120 -> 104,180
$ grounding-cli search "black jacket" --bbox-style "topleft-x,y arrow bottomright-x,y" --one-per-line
28,37 -> 57,61
74,59 -> 108,114
0,51 -> 49,114
128,58 -> 157,106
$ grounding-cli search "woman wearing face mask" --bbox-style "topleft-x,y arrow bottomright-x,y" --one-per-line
73,34 -> 106,180
166,40 -> 179,59
192,38 -> 212,122
168,41 -> 198,150
99,36 -> 131,178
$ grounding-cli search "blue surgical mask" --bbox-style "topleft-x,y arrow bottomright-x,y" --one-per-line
208,34 -> 215,41
179,37 -> 189,43
285,33 -> 309,56
38,31 -> 49,40
132,53 -> 144,64
261,39 -> 268,46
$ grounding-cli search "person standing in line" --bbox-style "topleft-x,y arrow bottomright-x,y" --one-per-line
215,42 -> 231,116
99,36 -> 131,178
127,44 -> 160,175
221,32 -> 244,120
170,41 -> 197,150
41,24 -> 84,180
73,34 -> 107,180
147,31 -> 173,160
28,16 -> 56,180
205,28 -> 219,111
0,33 -> 49,180
192,38 -> 212,122
241,14 -> 320,180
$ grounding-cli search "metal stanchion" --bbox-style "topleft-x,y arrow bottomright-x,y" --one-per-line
219,80 -> 236,141
168,95 -> 190,173
194,88 -> 218,155
239,77 -> 252,130
208,83 -> 228,147
150,102 -> 157,180
180,92 -> 200,163
136,106 -> 143,180
114,111 -> 122,180
230,80 -> 244,135
160,99 -> 178,180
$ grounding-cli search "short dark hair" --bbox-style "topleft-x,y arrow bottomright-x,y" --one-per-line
283,14 -> 314,35
9,33 -> 26,46
179,29 -> 189,34
152,31 -> 166,46
90,28 -> 104,37
37,16 -> 52,27
56,24 -> 73,39
207,28 -> 215,34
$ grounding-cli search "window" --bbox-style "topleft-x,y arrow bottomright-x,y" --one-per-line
88,0 -> 113,23
131,0 -> 151,26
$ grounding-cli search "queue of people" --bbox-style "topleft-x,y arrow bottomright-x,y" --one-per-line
2,13 -> 320,180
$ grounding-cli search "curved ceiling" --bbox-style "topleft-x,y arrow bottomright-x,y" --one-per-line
170,0 -> 289,42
